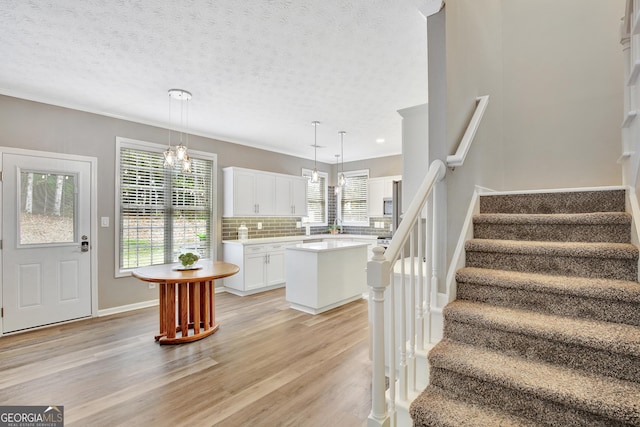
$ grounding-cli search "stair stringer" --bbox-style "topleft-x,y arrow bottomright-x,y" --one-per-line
626,185 -> 640,273
444,186 -> 488,305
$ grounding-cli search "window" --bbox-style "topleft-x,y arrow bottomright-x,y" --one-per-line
19,171 -> 76,245
338,169 -> 369,226
302,168 -> 328,226
116,137 -> 217,275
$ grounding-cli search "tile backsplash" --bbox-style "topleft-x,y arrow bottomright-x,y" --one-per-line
222,187 -> 392,240
221,216 -> 392,240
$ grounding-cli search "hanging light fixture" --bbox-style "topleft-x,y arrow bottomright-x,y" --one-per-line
338,131 -> 346,187
311,121 -> 320,183
334,154 -> 341,195
164,89 -> 193,173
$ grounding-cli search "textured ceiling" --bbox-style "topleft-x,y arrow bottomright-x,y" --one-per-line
0,1 -> 428,163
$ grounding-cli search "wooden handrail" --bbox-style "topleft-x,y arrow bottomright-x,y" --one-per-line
446,95 -> 490,168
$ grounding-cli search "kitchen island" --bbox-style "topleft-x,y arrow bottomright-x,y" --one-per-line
285,240 -> 368,314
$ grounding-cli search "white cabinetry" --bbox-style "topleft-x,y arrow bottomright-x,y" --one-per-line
324,237 -> 378,261
223,167 -> 276,216
275,175 -> 308,216
223,167 -> 307,217
350,239 -> 379,261
223,241 -> 302,295
368,175 -> 401,217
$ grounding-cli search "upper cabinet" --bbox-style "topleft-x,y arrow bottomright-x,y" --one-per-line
368,175 -> 401,217
223,167 -> 308,217
226,168 -> 276,216
275,175 -> 308,216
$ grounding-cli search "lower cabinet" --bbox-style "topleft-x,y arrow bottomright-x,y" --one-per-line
223,241 -> 302,295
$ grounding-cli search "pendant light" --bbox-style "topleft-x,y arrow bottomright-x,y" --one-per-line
311,121 -> 320,183
334,154 -> 341,195
338,131 -> 346,187
164,89 -> 193,173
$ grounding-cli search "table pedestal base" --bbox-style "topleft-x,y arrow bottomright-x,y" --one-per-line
156,279 -> 217,345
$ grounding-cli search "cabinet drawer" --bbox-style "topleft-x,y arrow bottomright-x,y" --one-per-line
245,245 -> 267,254
268,242 -> 302,251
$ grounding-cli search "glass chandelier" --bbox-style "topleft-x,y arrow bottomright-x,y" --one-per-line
164,89 -> 193,173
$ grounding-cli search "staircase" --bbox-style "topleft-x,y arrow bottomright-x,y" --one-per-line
410,189 -> 640,426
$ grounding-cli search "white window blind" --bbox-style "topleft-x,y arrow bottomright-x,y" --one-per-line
302,169 -> 328,226
339,169 -> 369,226
117,138 -> 216,274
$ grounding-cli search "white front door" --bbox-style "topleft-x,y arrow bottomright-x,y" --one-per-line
2,153 -> 93,333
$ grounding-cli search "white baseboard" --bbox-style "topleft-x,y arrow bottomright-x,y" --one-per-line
98,299 -> 158,317
222,283 -> 284,297
480,185 -> 626,196
98,286 -> 227,317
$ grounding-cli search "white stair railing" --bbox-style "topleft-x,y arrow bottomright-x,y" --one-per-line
367,159 -> 446,427
368,95 -> 489,427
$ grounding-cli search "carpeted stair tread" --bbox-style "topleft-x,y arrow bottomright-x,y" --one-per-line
474,212 -> 631,225
411,189 -> 640,426
444,300 -> 640,357
429,340 -> 640,424
465,239 -> 638,259
472,212 -> 631,243
456,267 -> 640,304
479,190 -> 626,214
410,385 -> 539,427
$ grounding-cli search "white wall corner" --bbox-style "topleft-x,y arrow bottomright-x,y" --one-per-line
418,0 -> 445,19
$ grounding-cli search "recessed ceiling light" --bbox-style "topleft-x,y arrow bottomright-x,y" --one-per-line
376,138 -> 385,144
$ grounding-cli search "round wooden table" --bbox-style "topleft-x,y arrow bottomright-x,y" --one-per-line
132,261 -> 239,345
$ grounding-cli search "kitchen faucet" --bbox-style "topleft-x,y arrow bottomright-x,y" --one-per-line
334,217 -> 343,234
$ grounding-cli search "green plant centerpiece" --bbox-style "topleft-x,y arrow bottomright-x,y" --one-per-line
178,252 -> 200,268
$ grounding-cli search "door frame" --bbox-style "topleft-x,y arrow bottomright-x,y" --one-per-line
0,147 -> 98,336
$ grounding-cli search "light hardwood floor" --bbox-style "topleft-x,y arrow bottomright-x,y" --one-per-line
0,288 -> 372,427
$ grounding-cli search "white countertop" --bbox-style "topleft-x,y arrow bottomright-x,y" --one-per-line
287,240 -> 370,252
222,234 -> 380,245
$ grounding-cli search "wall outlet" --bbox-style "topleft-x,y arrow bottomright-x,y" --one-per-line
148,283 -> 156,290
257,222 -> 262,230
101,216 -> 109,227
296,221 -> 301,228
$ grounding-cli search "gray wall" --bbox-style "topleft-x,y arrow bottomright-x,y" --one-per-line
502,0 -> 624,189
439,0 -> 505,267
439,0 -> 624,267
0,95 -> 401,310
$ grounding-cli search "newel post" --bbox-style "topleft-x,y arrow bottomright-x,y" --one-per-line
367,246 -> 391,427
